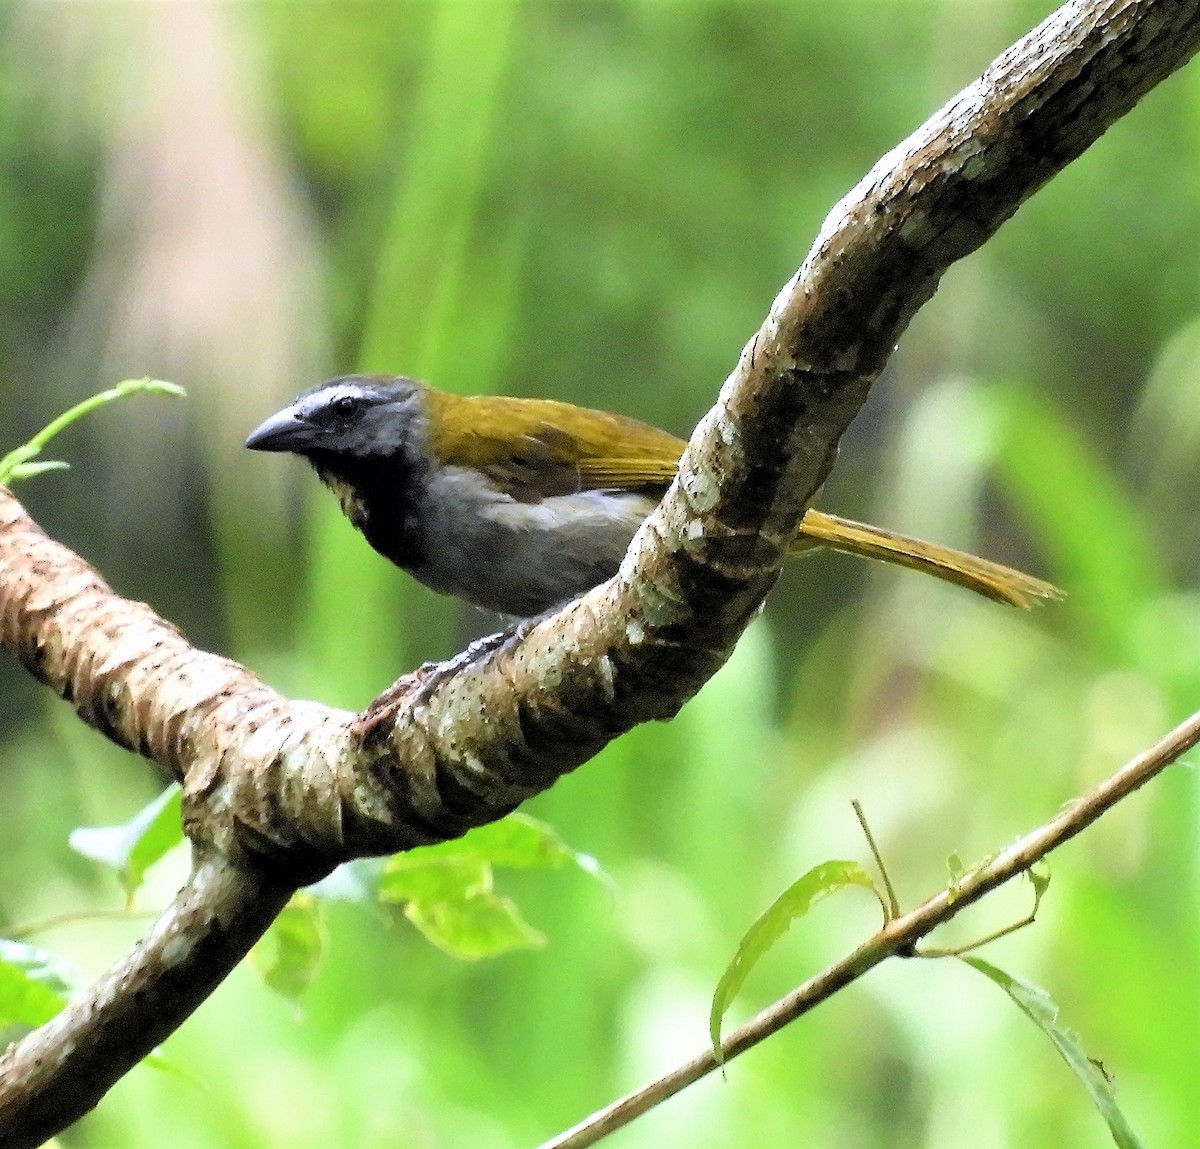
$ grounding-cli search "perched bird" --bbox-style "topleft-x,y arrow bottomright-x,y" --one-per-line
245,375 -> 1060,617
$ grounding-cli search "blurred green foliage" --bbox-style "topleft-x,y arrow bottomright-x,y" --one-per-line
1,1 -> 1199,1146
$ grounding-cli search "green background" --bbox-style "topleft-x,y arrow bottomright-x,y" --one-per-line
2,1 -> 1199,1145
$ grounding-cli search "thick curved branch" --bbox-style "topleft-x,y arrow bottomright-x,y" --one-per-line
0,0 -> 1197,1142
5,0 -> 1193,880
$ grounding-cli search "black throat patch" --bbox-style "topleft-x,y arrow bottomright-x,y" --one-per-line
309,449 -> 429,573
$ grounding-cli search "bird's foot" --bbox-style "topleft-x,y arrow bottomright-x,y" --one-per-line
351,622 -> 534,743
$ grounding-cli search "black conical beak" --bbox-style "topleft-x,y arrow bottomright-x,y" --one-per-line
245,403 -> 313,453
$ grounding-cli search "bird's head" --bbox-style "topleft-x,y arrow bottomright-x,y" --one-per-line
244,376 -> 427,464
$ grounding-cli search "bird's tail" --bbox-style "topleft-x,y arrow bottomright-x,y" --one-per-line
792,509 -> 1061,609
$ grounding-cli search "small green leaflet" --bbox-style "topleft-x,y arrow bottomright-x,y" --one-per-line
69,784 -> 185,902
252,893 -> 326,1005
382,857 -> 545,959
946,851 -> 965,901
710,860 -> 885,1062
0,941 -> 70,1032
1027,864 -> 1051,905
962,956 -> 1145,1149
0,938 -> 73,996
377,813 -> 598,960
4,461 -> 69,481
0,377 -> 185,485
407,811 -> 600,872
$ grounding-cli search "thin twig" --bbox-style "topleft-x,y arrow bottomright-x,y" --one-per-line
919,864 -> 1049,957
852,799 -> 900,920
541,708 -> 1200,1149
4,908 -> 158,942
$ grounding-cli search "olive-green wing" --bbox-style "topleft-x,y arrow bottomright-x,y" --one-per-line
428,390 -> 684,502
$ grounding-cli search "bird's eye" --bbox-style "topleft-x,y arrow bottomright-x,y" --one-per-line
332,394 -> 362,418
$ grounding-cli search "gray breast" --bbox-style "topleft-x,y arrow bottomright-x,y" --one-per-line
408,466 -> 657,615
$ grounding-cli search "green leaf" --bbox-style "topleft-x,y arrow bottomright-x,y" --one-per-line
252,892 -> 326,1004
0,939 -> 73,997
382,854 -> 486,902
69,784 -> 184,902
0,377 -> 185,486
0,947 -> 68,1032
408,812 -> 600,875
403,879 -> 545,960
1027,863 -> 1051,910
709,860 -> 885,1062
947,851 -> 966,901
380,855 -> 545,960
8,460 -> 70,480
371,815 -> 599,959
963,956 -> 1146,1149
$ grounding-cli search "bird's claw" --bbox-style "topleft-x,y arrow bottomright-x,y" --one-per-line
351,620 -> 536,744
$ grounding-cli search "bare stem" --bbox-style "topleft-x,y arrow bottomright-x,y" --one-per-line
852,799 -> 900,920
4,907 -> 159,941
